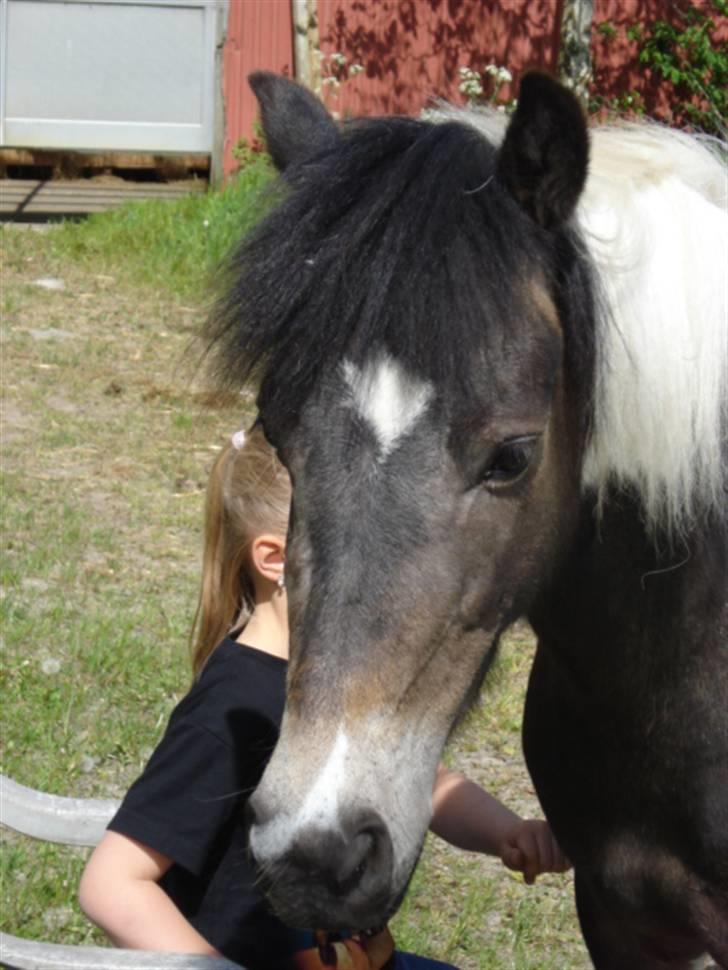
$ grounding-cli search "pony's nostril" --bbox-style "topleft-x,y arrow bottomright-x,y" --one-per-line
334,828 -> 374,890
252,808 -> 395,929
329,810 -> 392,894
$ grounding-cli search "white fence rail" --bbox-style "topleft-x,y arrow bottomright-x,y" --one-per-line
1,774 -> 118,846
0,774 -> 244,970
0,934 -> 242,970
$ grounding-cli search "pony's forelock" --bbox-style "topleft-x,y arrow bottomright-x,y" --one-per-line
207,115 -> 581,428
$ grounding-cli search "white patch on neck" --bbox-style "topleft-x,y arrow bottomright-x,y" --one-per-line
578,124 -> 727,534
342,356 -> 433,457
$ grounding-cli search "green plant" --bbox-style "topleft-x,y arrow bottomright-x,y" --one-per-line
232,118 -> 267,168
632,1 -> 726,132
594,1 -> 727,133
591,89 -> 646,117
596,22 -> 617,41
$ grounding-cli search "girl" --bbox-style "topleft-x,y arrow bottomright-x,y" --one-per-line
79,425 -> 569,969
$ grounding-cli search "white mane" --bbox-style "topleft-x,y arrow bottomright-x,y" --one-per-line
580,123 -> 727,533
428,105 -> 728,534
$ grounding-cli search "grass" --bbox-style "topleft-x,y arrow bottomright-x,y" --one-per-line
40,152 -> 275,301
1,182 -> 590,967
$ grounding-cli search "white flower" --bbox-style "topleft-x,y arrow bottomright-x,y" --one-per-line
498,67 -> 513,83
80,754 -> 98,774
33,277 -> 65,291
330,52 -> 347,67
43,907 -> 73,932
460,80 -> 483,98
348,63 -> 364,76
458,66 -> 483,99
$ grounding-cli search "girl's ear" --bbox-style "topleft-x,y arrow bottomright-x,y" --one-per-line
249,534 -> 286,586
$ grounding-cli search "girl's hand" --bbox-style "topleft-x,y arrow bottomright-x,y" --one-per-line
500,819 -> 571,884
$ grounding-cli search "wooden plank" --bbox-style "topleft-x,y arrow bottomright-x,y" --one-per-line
0,933 -> 243,970
0,191 -> 201,205
0,179 -> 206,217
0,149 -> 211,171
0,774 -> 118,846
1,180 -> 205,194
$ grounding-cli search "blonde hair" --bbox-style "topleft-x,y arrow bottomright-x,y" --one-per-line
190,424 -> 291,677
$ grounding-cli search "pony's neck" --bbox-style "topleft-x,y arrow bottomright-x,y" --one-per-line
529,491 -> 728,682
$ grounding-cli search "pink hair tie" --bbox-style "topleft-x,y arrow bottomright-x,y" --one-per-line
231,429 -> 247,450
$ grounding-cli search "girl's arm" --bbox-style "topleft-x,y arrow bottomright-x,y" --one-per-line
79,831 -> 221,954
429,765 -> 570,884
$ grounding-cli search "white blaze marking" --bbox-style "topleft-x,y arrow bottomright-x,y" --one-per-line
343,356 -> 433,457
250,728 -> 350,859
295,727 -> 349,831
249,718 -> 442,889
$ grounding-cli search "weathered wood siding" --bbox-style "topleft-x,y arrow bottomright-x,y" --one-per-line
222,0 -> 294,179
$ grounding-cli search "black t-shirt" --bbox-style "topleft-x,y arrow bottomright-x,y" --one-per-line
107,638 -> 313,966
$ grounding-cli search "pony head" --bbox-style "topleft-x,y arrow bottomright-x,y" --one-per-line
210,72 -> 593,930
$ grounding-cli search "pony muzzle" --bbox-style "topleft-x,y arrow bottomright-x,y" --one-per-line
248,799 -> 396,930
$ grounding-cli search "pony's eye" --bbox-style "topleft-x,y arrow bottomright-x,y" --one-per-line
482,436 -> 538,486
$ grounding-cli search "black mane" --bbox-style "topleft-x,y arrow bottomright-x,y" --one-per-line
207,115 -> 596,432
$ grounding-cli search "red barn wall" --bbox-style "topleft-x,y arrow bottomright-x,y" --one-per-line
316,0 -> 563,118
222,0 -> 294,179
222,0 -> 726,178
317,0 -> 725,123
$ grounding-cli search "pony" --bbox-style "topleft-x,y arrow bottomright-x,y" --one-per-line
207,72 -> 728,968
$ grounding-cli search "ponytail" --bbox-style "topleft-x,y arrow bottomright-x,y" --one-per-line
190,426 -> 290,677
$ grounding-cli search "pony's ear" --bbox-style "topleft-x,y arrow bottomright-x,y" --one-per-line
248,71 -> 340,172
496,73 -> 588,229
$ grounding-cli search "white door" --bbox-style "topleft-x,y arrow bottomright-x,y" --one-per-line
0,0 -> 221,153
